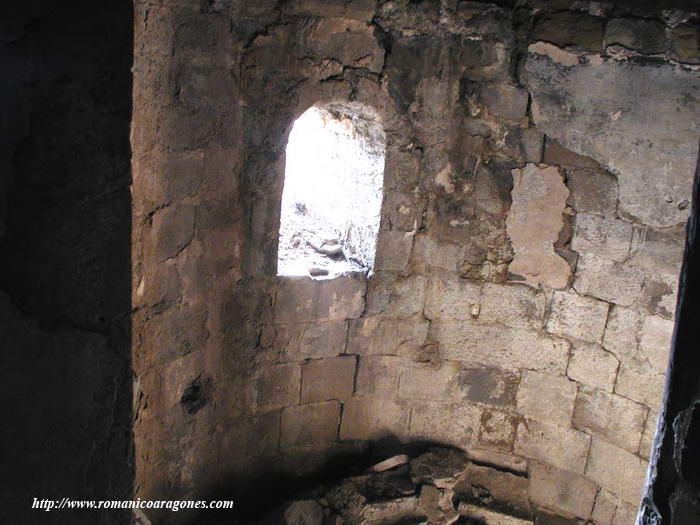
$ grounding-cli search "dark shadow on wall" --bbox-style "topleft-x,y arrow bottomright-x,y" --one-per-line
0,1 -> 133,524
641,145 -> 700,524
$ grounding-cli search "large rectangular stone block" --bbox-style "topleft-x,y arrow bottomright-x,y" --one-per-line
339,397 -> 409,441
410,402 -> 481,449
356,355 -> 402,397
458,366 -> 520,407
516,370 -> 577,427
365,273 -> 427,319
602,305 -> 641,360
275,274 -> 366,323
398,363 -> 459,400
413,235 -> 465,273
479,282 -> 546,331
546,290 -> 609,344
614,357 -> 665,408
346,316 -> 429,357
301,356 -> 356,403
254,363 -> 301,411
528,462 -> 597,520
574,253 -> 644,307
515,419 -> 591,474
433,320 -> 570,374
280,401 -> 341,449
585,438 -> 648,505
276,320 -> 348,361
571,213 -> 634,263
567,342 -> 619,392
573,387 -> 647,453
424,273 -> 481,321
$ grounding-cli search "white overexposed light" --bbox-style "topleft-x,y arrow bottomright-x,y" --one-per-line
277,106 -> 385,277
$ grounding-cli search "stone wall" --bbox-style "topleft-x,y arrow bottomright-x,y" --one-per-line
0,1 -> 134,523
132,1 -> 699,523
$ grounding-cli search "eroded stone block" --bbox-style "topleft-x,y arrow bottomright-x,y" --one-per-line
480,84 -> 529,123
254,363 -> 301,411
275,274 -> 366,323
574,253 -> 644,307
515,419 -> 591,474
459,366 -> 520,407
398,363 -> 459,400
410,402 -> 481,448
424,274 -> 481,321
605,18 -> 667,55
602,306 -> 641,359
516,370 -> 577,427
280,401 -> 341,449
571,213 -> 633,262
573,387 -> 647,453
366,273 -> 427,318
277,320 -> 348,361
478,409 -> 520,452
566,168 -> 618,216
356,356 -> 401,397
480,282 -> 546,331
528,462 -> 597,519
301,356 -> 356,403
585,438 -> 648,505
339,397 -> 409,441
347,316 -> 429,357
546,291 -> 609,343
567,343 -> 619,392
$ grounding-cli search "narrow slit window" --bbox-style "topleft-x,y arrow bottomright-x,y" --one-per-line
277,104 -> 385,278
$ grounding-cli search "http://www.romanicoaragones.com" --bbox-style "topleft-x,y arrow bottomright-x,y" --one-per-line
32,497 -> 235,513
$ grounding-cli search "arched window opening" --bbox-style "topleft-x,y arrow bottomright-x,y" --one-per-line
277,104 -> 385,278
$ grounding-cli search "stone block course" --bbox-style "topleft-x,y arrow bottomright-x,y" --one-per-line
515,419 -> 591,474
301,356 -> 356,403
546,290 -> 609,344
566,343 -> 618,392
585,438 -> 648,505
528,462 -> 597,519
280,401 -> 341,449
572,387 -> 647,453
433,320 -> 570,373
480,282 -> 546,330
516,370 -> 577,427
574,253 -> 645,307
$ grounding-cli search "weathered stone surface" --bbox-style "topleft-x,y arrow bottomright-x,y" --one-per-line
424,273 -> 481,321
366,273 -> 427,319
433,320 -> 570,373
410,402 -> 481,448
480,84 -> 529,123
254,363 -> 301,411
612,502 -> 639,525
586,438 -> 648,505
339,397 -> 409,441
527,51 -> 699,227
398,363 -> 459,400
301,356 -> 356,403
591,490 -> 617,525
567,343 -> 618,392
602,306 -> 641,359
515,419 -> 591,474
480,282 -> 546,330
374,230 -> 415,272
528,462 -> 597,519
574,253 -> 644,307
356,356 -> 401,397
308,18 -> 384,73
459,504 -> 534,525
531,12 -> 605,52
283,500 -> 324,525
347,316 -> 429,357
517,370 -> 577,427
459,366 -> 520,407
506,164 -> 571,289
566,169 -> 618,216
280,401 -> 340,449
669,23 -> 700,64
571,213 -> 633,262
615,357 -> 666,408
286,0 -> 375,22
546,291 -> 609,343
639,315 -> 674,374
573,387 -> 647,453
478,409 -> 520,452
605,18 -> 667,55
276,320 -> 348,361
275,274 -> 366,323
640,272 -> 679,320
467,448 -> 528,475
